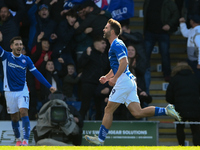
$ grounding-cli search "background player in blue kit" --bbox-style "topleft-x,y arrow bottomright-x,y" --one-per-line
85,19 -> 181,146
0,36 -> 56,146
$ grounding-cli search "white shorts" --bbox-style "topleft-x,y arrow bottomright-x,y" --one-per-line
5,90 -> 29,114
109,73 -> 140,107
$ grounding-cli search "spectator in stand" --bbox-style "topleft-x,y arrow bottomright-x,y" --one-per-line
27,0 -> 57,52
73,5 -> 93,61
30,33 -> 53,94
0,0 -> 25,51
39,60 -> 63,104
78,37 -> 110,119
62,63 -> 81,101
51,8 -> 78,71
74,0 -> 111,40
40,0 -> 65,23
143,0 -> 179,93
31,33 -> 53,69
179,15 -> 200,79
166,62 -> 200,146
19,0 -> 36,50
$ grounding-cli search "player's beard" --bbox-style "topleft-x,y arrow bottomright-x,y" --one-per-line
103,30 -> 111,39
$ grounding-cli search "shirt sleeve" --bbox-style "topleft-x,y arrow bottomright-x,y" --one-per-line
31,69 -> 52,89
0,46 -> 5,57
180,23 -> 190,38
194,34 -> 200,64
26,56 -> 52,89
26,56 -> 36,71
113,43 -> 127,61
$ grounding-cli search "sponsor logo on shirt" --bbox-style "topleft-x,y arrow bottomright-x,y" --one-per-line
8,62 -> 26,70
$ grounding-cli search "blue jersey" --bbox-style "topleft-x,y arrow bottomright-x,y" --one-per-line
108,38 -> 135,79
0,46 -> 36,91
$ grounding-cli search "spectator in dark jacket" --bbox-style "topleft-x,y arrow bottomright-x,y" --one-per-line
51,9 -> 78,71
143,0 -> 180,93
41,0 -> 65,23
39,60 -> 62,103
27,0 -> 57,51
62,63 -> 81,101
78,37 -> 110,119
0,0 -> 25,51
74,0 -> 111,40
166,61 -> 200,146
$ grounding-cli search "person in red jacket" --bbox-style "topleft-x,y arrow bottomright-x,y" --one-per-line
30,33 -> 53,90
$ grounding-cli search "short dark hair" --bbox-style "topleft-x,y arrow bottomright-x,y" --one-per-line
93,36 -> 106,43
67,63 -> 75,67
108,18 -> 122,36
119,19 -> 130,27
65,9 -> 78,18
10,36 -> 22,45
81,0 -> 95,9
41,37 -> 49,42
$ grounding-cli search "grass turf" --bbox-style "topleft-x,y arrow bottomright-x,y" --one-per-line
0,146 -> 199,150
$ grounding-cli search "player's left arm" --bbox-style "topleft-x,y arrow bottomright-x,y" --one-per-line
26,56 -> 57,92
31,69 -> 56,93
109,57 -> 128,86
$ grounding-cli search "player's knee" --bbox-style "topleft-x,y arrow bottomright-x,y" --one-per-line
131,111 -> 141,119
19,108 -> 28,117
104,105 -> 114,114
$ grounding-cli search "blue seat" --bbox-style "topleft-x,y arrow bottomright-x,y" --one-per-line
66,101 -> 82,111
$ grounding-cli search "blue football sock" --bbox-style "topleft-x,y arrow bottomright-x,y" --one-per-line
98,125 -> 109,142
12,121 -> 20,139
154,107 -> 166,116
21,116 -> 30,141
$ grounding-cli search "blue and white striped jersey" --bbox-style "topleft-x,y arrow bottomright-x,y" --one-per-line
0,46 -> 36,91
108,38 -> 135,79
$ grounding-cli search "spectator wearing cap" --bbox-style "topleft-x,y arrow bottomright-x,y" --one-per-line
0,0 -> 25,51
39,0 -> 65,23
179,15 -> 200,79
27,0 -> 57,52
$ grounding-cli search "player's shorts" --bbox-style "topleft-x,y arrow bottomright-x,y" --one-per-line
5,90 -> 29,114
109,73 -> 140,107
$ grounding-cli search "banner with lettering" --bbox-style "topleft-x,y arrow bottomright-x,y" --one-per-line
82,121 -> 158,146
94,0 -> 134,21
64,0 -> 134,21
107,0 -> 134,21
